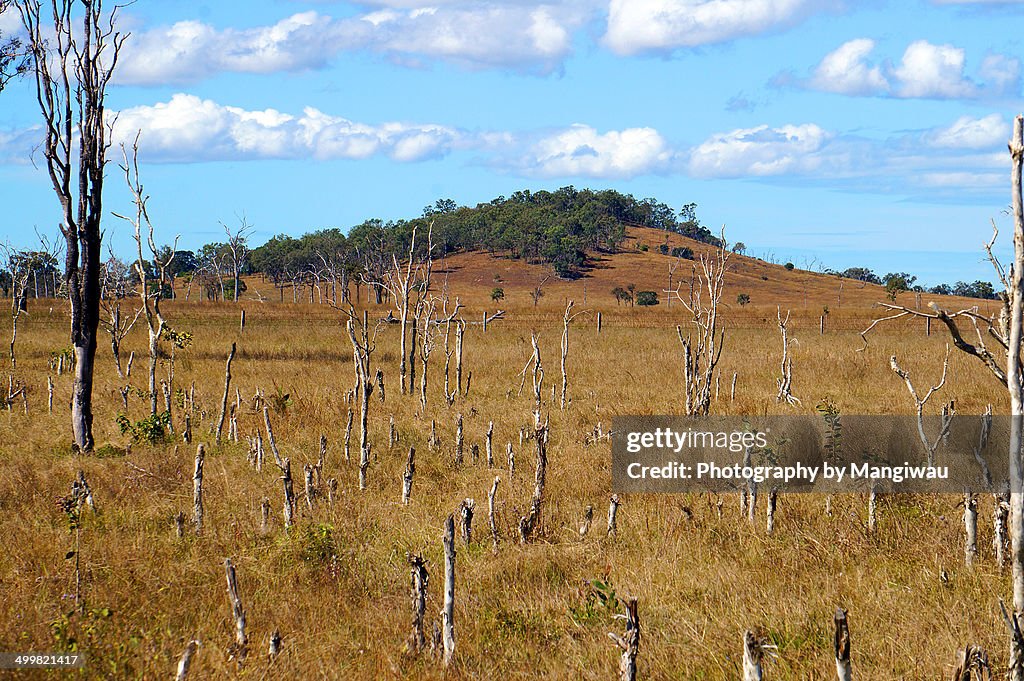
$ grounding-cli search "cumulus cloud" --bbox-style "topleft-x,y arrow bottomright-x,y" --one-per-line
808,39 -> 888,95
687,123 -> 832,178
604,0 -> 828,56
928,114 -> 1010,149
107,94 -> 461,163
116,5 -> 584,84
515,124 -> 675,178
797,38 -> 1019,99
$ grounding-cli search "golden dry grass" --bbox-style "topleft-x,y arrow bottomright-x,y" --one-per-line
0,247 -> 1012,679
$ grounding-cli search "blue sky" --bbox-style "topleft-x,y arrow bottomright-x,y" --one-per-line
2,0 -> 1024,286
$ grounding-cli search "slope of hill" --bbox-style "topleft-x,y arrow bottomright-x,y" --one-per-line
432,226 -> 997,317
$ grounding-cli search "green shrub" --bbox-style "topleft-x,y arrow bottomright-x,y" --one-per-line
635,291 -> 659,306
784,262 -> 795,271
115,411 -> 171,444
671,246 -> 694,259
737,293 -> 750,306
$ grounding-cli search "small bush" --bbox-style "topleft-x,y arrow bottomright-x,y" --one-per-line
491,287 -> 505,303
636,291 -> 659,306
116,411 -> 171,444
298,523 -> 337,565
658,243 -> 669,255
784,262 -> 795,271
737,293 -> 750,306
671,246 -> 694,259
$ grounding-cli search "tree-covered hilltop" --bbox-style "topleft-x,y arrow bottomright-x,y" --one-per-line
250,186 -> 718,284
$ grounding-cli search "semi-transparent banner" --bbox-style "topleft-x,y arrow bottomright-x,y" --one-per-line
611,416 -> 1023,493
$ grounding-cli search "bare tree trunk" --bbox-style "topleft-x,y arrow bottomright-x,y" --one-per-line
834,608 -> 851,681
175,640 -> 200,681
402,447 -> 415,505
743,631 -> 765,681
488,476 -> 500,553
215,343 -> 236,444
485,421 -> 494,467
607,494 -> 620,538
224,558 -> 248,661
965,493 -> 978,567
609,598 -> 639,681
192,444 -> 205,535
441,513 -> 456,667
1010,115 -> 1024,681
407,554 -> 427,654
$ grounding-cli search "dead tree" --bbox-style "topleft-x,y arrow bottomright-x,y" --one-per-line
17,0 -> 127,451
670,231 -> 730,416
775,308 -> 799,405
224,558 -> 248,661
220,217 -> 252,303
889,346 -> 952,466
579,505 -> 594,538
406,553 -> 428,655
608,597 -> 639,681
834,608 -> 851,681
114,136 -> 178,418
952,645 -> 991,680
460,498 -> 474,546
454,413 -> 464,467
861,121 -> 1024,673
607,494 -> 620,538
441,513 -> 456,667
518,333 -> 544,412
345,308 -> 377,490
485,421 -> 494,467
402,447 -> 415,505
560,300 -> 587,410
488,476 -> 500,553
175,639 -> 200,681
192,444 -> 205,535
518,418 -> 548,543
743,630 -> 776,681
215,343 -> 237,444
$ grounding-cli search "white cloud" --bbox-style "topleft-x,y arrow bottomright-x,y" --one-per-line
928,114 -> 1009,149
808,39 -> 889,95
116,5 -> 583,84
518,125 -> 674,178
798,38 -> 1019,99
892,40 -> 977,98
108,94 -> 460,163
688,123 -> 832,178
604,0 -> 827,55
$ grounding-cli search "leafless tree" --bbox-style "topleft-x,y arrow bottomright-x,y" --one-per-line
113,136 -> 178,417
221,216 -> 252,303
17,0 -> 127,450
669,231 -> 731,416
861,116 -> 1024,679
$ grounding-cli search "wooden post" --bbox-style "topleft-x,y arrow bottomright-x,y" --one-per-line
834,608 -> 851,681
225,558 -> 248,660
731,372 -> 737,402
488,476 -> 500,553
926,316 -> 931,336
389,415 -> 396,450
482,310 -> 487,333
407,553 -> 428,654
460,498 -> 474,546
597,311 -> 602,334
192,444 -> 205,535
47,376 -> 53,413
402,447 -> 416,505
608,597 -> 639,681
183,414 -> 192,444
766,488 -> 778,535
820,314 -> 825,335
240,308 -> 245,332
442,514 -> 456,667
260,497 -> 270,535
215,343 -> 236,445
507,442 -> 514,479
174,511 -> 185,538
607,494 -> 620,538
